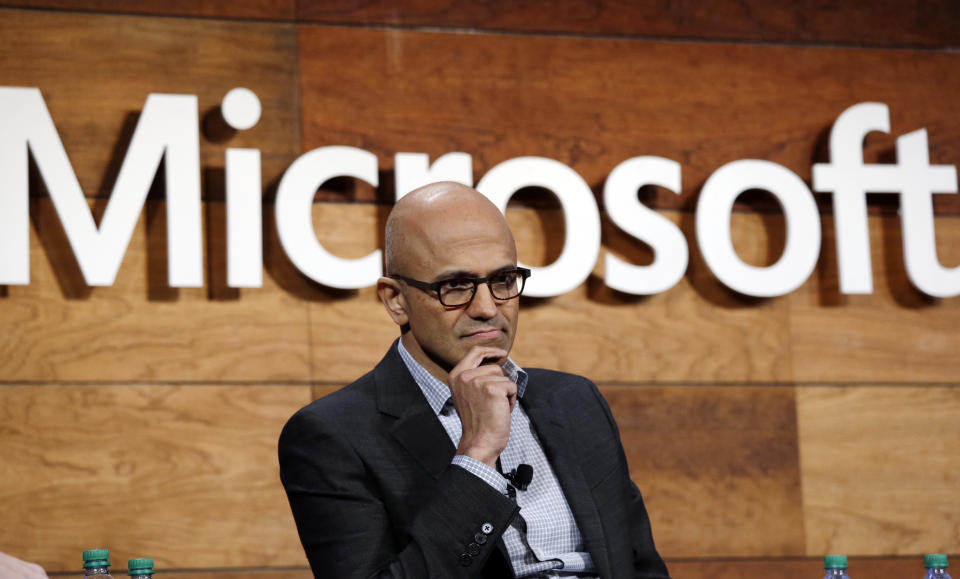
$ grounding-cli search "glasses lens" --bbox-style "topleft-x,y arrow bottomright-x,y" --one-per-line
438,279 -> 476,306
490,271 -> 523,300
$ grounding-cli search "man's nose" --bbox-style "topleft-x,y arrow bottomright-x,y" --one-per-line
466,282 -> 498,318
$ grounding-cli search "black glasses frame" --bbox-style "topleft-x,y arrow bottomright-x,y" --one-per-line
389,267 -> 532,307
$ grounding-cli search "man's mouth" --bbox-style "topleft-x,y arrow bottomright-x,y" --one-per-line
463,328 -> 503,340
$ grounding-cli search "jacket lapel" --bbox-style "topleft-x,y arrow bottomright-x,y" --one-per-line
375,342 -> 455,480
521,375 -> 613,579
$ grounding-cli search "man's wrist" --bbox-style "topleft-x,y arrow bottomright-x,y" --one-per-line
455,443 -> 501,467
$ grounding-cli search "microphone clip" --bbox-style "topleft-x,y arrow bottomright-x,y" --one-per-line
496,457 -> 534,493
502,463 -> 533,491
506,469 -> 530,491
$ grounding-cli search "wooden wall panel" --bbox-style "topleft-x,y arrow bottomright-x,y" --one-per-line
603,385 -> 805,558
303,203 -> 960,385
302,202 -> 397,384
7,0 -> 959,48
0,200 -> 312,382
3,1 -> 295,20
512,210 -> 792,383
797,386 -> 960,556
1,4 -> 959,577
0,384 -> 311,571
7,203 -> 958,385
0,9 -> 300,201
307,205 -> 793,384
669,556 -> 923,579
131,572 -> 311,579
790,215 -> 960,383
128,572 -> 311,579
295,0 -> 960,48
298,26 -> 960,215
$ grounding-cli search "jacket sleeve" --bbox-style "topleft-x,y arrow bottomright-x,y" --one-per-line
626,479 -> 671,578
278,408 -> 520,579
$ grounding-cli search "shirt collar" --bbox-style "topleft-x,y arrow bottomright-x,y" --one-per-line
397,338 -> 528,416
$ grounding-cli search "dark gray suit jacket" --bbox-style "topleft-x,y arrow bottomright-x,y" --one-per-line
278,342 -> 669,578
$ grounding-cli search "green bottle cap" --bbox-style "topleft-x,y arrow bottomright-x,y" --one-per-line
824,555 -> 848,569
925,554 -> 949,569
83,549 -> 110,568
128,558 -> 154,575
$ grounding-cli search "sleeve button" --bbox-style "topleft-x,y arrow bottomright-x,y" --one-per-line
459,553 -> 472,567
467,542 -> 481,556
474,532 -> 488,545
481,522 -> 494,534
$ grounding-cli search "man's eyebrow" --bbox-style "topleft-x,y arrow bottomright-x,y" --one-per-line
433,265 -> 517,281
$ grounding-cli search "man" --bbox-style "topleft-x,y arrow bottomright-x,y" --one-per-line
279,182 -> 669,578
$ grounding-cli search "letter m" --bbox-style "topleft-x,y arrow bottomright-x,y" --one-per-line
0,87 -> 202,286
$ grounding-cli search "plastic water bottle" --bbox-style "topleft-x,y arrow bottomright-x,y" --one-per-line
82,549 -> 113,578
823,555 -> 851,579
925,554 -> 951,579
127,558 -> 154,578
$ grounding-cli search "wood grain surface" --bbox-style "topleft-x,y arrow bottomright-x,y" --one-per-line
296,0 -> 960,47
108,572 -> 312,579
0,384 -> 311,571
106,572 -> 312,579
602,385 -> 805,558
298,25 -> 960,214
669,556 -> 923,579
7,200 -> 960,384
304,204 -> 960,385
0,8 -> 300,200
797,385 -> 960,556
306,205 -> 793,385
6,0 -> 959,48
1,0 -> 295,21
0,200 -> 312,381
790,214 -> 960,383
2,4 -> 960,576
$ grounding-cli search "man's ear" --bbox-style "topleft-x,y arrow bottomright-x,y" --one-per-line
377,277 -> 409,326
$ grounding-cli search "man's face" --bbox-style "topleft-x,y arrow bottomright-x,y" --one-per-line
399,217 -> 520,375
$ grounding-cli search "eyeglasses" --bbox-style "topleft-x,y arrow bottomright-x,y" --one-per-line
389,267 -> 531,307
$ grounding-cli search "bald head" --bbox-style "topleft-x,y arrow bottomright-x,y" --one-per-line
378,181 -> 522,379
384,182 -> 516,276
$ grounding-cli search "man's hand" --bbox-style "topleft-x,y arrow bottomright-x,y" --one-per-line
448,345 -> 516,467
0,552 -> 48,579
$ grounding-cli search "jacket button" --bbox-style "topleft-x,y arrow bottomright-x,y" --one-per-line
459,553 -> 472,567
474,532 -> 488,545
481,522 -> 494,534
467,542 -> 481,556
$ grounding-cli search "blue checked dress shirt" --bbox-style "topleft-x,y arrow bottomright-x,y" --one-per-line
398,340 -> 598,578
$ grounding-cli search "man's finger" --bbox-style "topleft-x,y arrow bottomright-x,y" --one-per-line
452,345 -> 508,374
459,364 -> 509,383
469,373 -> 515,391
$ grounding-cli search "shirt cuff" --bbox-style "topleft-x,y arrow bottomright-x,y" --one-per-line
452,455 -> 509,495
